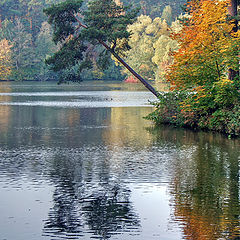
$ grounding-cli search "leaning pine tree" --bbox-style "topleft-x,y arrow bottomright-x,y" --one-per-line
44,0 -> 159,97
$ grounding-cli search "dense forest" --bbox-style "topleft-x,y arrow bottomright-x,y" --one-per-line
0,0 -> 185,81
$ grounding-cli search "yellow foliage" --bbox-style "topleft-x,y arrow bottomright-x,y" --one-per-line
113,13 -> 180,83
0,39 -> 12,79
167,0 -> 240,88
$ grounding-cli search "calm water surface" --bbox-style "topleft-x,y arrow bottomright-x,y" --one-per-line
0,81 -> 239,240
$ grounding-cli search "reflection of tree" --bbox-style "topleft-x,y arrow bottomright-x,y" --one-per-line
43,151 -> 140,239
0,105 -> 111,147
82,187 -> 139,239
43,154 -> 83,238
43,187 -> 83,238
103,107 -> 153,147
0,84 -> 12,136
148,126 -> 240,240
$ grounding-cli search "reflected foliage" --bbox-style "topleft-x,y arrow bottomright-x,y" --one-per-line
0,82 -> 240,239
148,126 -> 240,239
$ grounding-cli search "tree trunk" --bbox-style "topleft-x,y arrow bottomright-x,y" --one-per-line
228,0 -> 239,80
72,14 -> 160,98
98,40 -> 160,97
228,0 -> 238,16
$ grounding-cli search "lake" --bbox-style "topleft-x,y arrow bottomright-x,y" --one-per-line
0,81 -> 239,240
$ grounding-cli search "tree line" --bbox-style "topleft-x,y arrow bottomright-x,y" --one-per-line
1,0 -> 239,135
0,0 -> 185,81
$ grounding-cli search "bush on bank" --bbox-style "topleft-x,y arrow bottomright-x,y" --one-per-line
146,78 -> 240,137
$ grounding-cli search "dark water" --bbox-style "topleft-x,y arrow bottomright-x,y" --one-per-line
0,81 -> 239,240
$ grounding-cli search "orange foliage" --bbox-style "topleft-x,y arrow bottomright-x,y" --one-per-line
166,0 -> 240,89
124,75 -> 139,83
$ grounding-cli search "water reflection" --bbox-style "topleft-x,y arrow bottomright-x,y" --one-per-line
103,107 -> 153,147
0,82 -> 239,240
149,126 -> 240,239
0,85 -> 12,136
42,149 -> 140,239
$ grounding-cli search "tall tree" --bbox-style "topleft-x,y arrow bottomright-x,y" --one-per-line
10,18 -> 36,80
44,0 -> 160,97
228,0 -> 239,80
34,21 -> 59,80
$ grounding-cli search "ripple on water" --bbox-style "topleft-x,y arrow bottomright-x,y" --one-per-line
0,144 -> 178,240
0,83 -> 239,240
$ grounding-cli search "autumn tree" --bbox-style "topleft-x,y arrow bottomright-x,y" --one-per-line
167,0 -> 240,88
148,0 -> 240,136
119,15 -> 166,82
0,39 -> 12,79
152,17 -> 181,82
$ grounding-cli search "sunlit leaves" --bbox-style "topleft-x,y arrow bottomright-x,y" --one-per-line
117,13 -> 179,82
0,39 -> 12,79
167,0 -> 240,89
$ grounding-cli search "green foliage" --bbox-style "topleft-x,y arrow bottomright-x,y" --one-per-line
212,78 -> 239,107
83,0 -> 139,48
34,21 -> 59,80
9,19 -> 36,80
44,0 -> 139,79
0,0 -> 22,20
147,84 -> 240,136
119,15 -> 159,80
45,38 -> 86,71
208,106 -> 240,136
0,0 -> 64,81
0,17 -> 60,81
121,0 -> 186,19
43,0 -> 83,43
146,91 -> 188,126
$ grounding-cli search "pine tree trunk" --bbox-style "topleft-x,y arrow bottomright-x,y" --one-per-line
72,14 -> 160,98
99,40 -> 160,97
228,0 -> 239,80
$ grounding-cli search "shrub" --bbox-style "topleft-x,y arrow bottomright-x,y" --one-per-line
147,85 -> 240,137
146,90 -> 190,127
